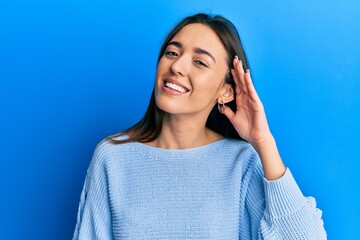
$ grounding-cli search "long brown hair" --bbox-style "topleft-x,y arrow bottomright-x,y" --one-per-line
108,13 -> 250,144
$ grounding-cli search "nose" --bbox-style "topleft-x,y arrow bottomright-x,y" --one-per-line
170,55 -> 189,76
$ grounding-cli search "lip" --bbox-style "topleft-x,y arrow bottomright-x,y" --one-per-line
162,78 -> 190,95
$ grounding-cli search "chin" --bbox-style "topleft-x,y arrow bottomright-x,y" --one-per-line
156,102 -> 185,115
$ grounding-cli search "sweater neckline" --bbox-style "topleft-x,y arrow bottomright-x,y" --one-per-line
129,138 -> 228,160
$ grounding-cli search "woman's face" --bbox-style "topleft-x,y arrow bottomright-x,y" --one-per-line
154,23 -> 230,118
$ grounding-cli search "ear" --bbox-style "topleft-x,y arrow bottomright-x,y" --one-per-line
217,83 -> 234,104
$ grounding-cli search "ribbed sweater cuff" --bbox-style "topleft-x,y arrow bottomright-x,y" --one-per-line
263,168 -> 306,219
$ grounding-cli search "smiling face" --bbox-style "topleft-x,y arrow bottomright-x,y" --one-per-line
154,23 -> 233,120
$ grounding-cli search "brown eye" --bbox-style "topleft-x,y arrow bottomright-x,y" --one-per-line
194,60 -> 208,68
165,51 -> 178,57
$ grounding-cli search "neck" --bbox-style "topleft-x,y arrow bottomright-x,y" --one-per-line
148,113 -> 223,149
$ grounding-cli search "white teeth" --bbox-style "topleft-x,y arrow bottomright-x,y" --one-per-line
165,82 -> 187,93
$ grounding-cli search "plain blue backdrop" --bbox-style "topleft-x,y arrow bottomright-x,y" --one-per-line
1,0 -> 359,239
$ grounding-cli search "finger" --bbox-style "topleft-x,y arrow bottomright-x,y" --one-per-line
244,69 -> 261,102
231,69 -> 242,95
231,56 -> 242,94
234,57 -> 247,94
222,105 -> 245,137
222,105 -> 236,122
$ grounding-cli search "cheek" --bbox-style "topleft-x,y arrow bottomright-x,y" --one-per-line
156,56 -> 168,72
155,63 -> 165,85
155,59 -> 169,82
192,74 -> 224,96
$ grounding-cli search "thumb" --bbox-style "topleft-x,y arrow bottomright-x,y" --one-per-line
222,105 -> 235,122
222,106 -> 245,140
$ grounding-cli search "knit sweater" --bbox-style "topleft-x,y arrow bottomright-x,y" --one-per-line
73,137 -> 326,239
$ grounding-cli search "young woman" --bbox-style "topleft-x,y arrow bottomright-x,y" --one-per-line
73,13 -> 326,239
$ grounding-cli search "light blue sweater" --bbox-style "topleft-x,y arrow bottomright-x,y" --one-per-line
73,138 -> 326,239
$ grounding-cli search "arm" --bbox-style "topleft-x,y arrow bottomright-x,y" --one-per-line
244,163 -> 326,239
73,142 -> 114,240
222,56 -> 285,180
222,56 -> 326,238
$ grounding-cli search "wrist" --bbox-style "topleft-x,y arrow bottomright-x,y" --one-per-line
251,133 -> 276,153
251,134 -> 286,180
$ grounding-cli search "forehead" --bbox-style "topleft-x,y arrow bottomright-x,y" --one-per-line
170,23 -> 227,58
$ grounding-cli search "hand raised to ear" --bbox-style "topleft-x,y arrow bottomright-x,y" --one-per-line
222,56 -> 286,180
222,56 -> 272,148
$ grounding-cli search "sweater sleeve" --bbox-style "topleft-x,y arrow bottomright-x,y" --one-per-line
73,142 -> 114,240
245,163 -> 327,239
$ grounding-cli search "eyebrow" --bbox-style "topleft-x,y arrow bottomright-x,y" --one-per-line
167,41 -> 216,63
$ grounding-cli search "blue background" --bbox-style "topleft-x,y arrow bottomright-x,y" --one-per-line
1,0 -> 359,239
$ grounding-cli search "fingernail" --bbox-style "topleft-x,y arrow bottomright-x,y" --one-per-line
246,69 -> 250,73
234,55 -> 238,60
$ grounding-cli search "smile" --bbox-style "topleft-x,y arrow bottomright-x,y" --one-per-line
164,81 -> 188,93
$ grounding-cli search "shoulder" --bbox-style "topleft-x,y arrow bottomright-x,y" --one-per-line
223,138 -> 259,161
88,134 -> 134,171
223,138 -> 263,176
223,138 -> 254,151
